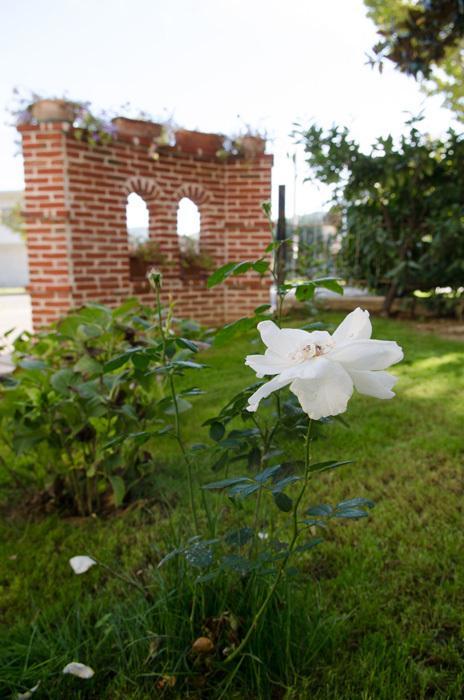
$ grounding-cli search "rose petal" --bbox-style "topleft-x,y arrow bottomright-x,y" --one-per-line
349,369 -> 398,399
69,556 -> 96,575
257,320 -> 318,357
328,339 -> 403,371
62,662 -> 95,679
332,307 -> 372,342
245,350 -> 294,377
247,370 -> 297,412
290,360 -> 353,419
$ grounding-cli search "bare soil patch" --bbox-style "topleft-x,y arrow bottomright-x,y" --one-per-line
411,320 -> 464,342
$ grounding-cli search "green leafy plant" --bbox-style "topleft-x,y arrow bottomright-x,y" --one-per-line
180,238 -> 215,273
10,90 -> 117,147
296,121 -> 464,314
129,238 -> 167,264
0,299 -> 207,515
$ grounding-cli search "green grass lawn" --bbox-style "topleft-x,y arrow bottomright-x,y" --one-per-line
1,314 -> 463,699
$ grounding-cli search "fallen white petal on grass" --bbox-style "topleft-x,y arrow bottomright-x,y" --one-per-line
62,662 -> 95,679
16,682 -> 40,700
69,555 -> 96,575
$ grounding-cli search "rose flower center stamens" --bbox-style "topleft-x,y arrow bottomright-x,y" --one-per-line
289,342 -> 327,363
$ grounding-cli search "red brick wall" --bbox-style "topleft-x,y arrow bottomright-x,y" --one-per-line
18,121 -> 273,328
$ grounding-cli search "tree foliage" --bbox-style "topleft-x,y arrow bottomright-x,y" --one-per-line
365,0 -> 464,120
1,202 -> 25,240
298,121 -> 464,313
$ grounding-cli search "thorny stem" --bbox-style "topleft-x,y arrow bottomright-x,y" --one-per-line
267,393 -> 282,448
62,440 -> 87,516
251,484 -> 263,559
153,281 -> 199,534
225,419 -> 313,665
250,414 -> 266,444
169,372 -> 199,533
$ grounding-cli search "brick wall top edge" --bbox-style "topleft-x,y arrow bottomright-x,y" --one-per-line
17,122 -> 66,133
18,124 -> 273,163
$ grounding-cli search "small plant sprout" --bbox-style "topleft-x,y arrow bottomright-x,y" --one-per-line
69,556 -> 97,575
245,308 -> 403,419
62,662 -> 95,679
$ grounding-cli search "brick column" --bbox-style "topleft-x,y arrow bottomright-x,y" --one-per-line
224,155 -> 274,322
19,122 -> 74,327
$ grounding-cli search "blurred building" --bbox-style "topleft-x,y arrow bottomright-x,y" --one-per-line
286,210 -> 340,278
0,191 -> 28,288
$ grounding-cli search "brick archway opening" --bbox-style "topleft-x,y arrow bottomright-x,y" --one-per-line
177,197 -> 201,255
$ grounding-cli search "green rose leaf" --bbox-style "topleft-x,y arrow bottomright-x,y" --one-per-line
313,277 -> 344,295
176,337 -> 199,353
202,476 -> 251,491
224,527 -> 254,547
209,421 -> 226,442
273,491 -> 293,512
295,283 -> 316,302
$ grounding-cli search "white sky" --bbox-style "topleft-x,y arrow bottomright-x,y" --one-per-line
0,0 -> 457,226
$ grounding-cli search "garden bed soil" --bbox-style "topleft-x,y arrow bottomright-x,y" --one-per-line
411,319 -> 464,341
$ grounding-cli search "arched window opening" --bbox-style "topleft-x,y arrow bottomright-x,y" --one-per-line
177,197 -> 200,254
127,192 -> 160,281
126,192 -> 149,251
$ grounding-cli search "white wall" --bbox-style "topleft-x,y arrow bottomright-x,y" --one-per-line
0,191 -> 28,288
0,241 -> 29,287
0,293 -> 33,356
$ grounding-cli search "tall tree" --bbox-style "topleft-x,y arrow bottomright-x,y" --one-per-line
365,0 -> 464,120
297,121 -> 464,314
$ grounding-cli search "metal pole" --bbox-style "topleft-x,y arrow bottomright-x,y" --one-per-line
276,184 -> 286,286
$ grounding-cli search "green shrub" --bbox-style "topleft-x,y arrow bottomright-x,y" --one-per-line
0,299 -> 208,515
297,122 -> 464,314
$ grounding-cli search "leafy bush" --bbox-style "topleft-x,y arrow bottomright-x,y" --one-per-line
297,121 -> 464,314
0,298 -> 208,515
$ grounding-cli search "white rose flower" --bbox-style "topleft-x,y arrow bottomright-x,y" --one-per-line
69,556 -> 96,575
62,662 -> 95,679
245,307 -> 403,420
